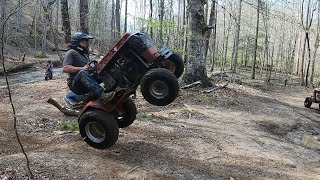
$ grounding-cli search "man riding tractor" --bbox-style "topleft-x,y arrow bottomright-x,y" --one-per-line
63,32 -> 115,106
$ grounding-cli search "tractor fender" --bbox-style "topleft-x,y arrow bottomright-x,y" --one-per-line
78,101 -> 117,122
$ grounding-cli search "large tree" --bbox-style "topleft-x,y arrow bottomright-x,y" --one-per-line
39,0 -> 56,51
115,0 -> 120,38
80,0 -> 89,34
232,0 -> 242,73
303,0 -> 317,86
61,0 -> 71,44
310,0 -> 320,84
182,0 -> 212,87
251,0 -> 261,79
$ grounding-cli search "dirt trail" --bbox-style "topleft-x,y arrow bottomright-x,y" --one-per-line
0,73 -> 319,180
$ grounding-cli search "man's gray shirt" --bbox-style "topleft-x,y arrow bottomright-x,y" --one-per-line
63,49 -> 89,80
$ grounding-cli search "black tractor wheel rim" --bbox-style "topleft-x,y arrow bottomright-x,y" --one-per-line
150,80 -> 169,99
162,60 -> 176,73
85,122 -> 106,143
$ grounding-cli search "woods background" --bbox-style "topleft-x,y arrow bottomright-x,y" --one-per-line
1,0 -> 320,87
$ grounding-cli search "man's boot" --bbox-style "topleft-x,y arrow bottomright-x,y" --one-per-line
98,91 -> 116,104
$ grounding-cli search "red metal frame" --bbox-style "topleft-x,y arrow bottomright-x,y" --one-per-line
97,31 -> 138,74
97,31 -> 161,74
80,31 -> 162,117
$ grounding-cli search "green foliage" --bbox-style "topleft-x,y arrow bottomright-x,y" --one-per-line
34,51 -> 47,58
58,121 -> 79,132
136,17 -> 177,31
134,17 -> 188,55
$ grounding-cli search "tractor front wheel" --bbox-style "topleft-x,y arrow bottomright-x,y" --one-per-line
162,53 -> 184,78
141,68 -> 179,106
115,98 -> 137,128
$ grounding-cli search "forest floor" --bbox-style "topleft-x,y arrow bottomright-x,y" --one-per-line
0,64 -> 320,179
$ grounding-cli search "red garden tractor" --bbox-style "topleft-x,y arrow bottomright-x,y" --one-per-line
49,31 -> 184,149
304,87 -> 320,109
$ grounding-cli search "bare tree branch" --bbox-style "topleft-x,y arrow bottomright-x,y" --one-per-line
0,1 -> 34,179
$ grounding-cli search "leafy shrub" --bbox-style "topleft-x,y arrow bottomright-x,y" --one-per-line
58,121 -> 79,131
34,51 -> 47,58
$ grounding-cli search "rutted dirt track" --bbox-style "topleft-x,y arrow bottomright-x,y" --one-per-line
0,72 -> 319,179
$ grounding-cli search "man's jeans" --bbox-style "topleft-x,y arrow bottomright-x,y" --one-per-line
68,70 -> 104,99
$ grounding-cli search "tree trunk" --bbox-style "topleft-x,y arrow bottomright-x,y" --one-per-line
244,39 -> 249,68
290,34 -> 299,73
296,33 -> 302,75
124,0 -> 128,33
203,0 -> 216,68
143,0 -> 147,20
262,1 -> 270,75
300,0 -> 315,86
305,32 -> 312,86
33,3 -> 38,49
231,36 -> 236,70
251,0 -> 260,79
300,35 -> 307,85
177,0 -> 182,48
223,13 -> 232,71
183,0 -> 188,62
52,28 -> 63,61
61,0 -> 71,44
40,0 -> 57,52
158,0 -> 165,46
167,0 -> 174,47
111,0 -> 115,41
310,0 -> 320,85
115,0 -> 120,38
42,12 -> 49,51
182,0 -> 212,87
209,3 -> 217,72
55,0 -> 59,30
149,0 -> 153,38
79,0 -> 89,34
232,0 -> 242,73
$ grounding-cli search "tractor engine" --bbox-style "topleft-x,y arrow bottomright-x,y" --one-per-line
99,56 -> 144,92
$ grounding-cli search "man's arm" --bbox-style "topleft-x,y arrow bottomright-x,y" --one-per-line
63,65 -> 89,73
